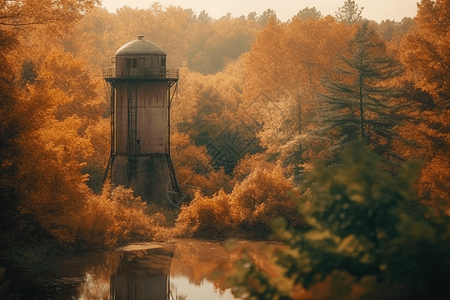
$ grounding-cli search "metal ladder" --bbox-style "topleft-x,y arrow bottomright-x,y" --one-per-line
128,83 -> 137,176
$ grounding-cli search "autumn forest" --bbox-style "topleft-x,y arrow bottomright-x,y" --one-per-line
1,0 -> 450,299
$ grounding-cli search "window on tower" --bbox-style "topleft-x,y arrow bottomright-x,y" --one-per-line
126,58 -> 137,68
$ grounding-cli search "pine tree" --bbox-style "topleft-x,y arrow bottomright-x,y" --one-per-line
318,21 -> 405,164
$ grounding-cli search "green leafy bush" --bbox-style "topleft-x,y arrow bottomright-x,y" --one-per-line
229,141 -> 450,299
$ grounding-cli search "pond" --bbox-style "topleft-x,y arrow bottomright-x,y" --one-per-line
11,239 -> 283,300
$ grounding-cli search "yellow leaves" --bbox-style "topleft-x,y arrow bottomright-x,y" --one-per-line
11,59 -> 108,244
174,189 -> 235,238
243,19 -> 289,101
84,117 -> 110,168
399,5 -> 450,203
38,50 -> 105,120
111,185 -> 147,211
286,16 -> 350,88
242,15 -> 352,104
44,184 -> 161,249
171,129 -> 233,196
0,0 -> 100,27
172,64 -> 242,131
401,1 -> 450,105
175,165 -> 301,238
2,26 -> 116,249
232,166 -> 294,219
1,2 -> 164,250
15,39 -> 106,121
40,116 -> 93,160
239,17 -> 353,171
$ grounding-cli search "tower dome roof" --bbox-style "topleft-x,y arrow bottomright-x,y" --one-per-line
115,36 -> 166,55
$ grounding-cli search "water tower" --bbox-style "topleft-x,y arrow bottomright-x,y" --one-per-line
110,246 -> 175,300
103,36 -> 181,206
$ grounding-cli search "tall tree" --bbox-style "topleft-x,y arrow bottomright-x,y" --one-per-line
401,0 -> 450,108
286,16 -> 350,88
252,16 -> 350,177
335,0 -> 364,24
400,0 -> 450,202
319,21 -> 404,163
242,18 -> 289,102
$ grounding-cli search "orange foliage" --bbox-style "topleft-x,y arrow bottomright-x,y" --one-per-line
172,63 -> 242,139
4,0 -> 449,252
242,15 -> 351,101
13,87 -> 164,247
175,166 -> 302,239
230,166 -> 302,236
171,130 -> 233,197
242,18 -> 289,102
84,117 -> 110,170
395,108 -> 450,203
401,0 -> 450,106
0,5 -> 166,249
232,153 -> 275,182
21,181 -> 165,249
174,190 -> 236,239
76,184 -> 161,247
399,0 -> 450,203
38,50 -> 105,121
239,16 -> 352,173
0,0 -> 99,27
285,15 -> 350,89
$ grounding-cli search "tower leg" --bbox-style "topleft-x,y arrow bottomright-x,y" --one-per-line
108,154 -> 182,206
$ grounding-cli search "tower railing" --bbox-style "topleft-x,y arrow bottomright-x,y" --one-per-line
103,67 -> 179,79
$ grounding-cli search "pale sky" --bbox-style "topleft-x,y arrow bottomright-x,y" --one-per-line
101,0 -> 418,22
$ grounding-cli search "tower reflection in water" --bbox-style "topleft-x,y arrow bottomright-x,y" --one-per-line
110,246 -> 175,300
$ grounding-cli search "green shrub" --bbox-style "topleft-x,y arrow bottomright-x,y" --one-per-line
229,141 -> 450,299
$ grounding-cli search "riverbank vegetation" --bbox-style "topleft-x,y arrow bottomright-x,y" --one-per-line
228,141 -> 450,299
1,0 -> 450,298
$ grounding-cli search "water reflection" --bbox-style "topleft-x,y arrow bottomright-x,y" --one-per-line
15,240 -> 281,300
110,247 -> 174,300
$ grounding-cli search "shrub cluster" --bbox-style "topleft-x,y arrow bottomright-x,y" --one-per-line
174,166 -> 303,239
21,183 -> 169,250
